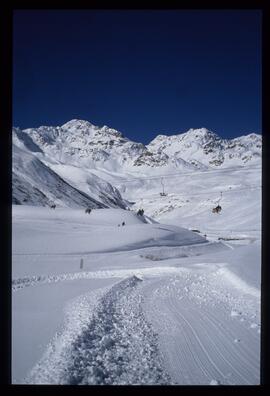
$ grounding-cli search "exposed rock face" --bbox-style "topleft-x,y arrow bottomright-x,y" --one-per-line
133,150 -> 169,167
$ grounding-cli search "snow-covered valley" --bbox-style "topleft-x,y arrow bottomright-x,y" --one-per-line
12,120 -> 261,385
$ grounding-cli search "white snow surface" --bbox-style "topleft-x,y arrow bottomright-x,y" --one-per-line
13,199 -> 260,385
12,119 -> 261,385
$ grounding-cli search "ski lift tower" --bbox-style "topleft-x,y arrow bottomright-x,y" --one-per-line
160,178 -> 167,196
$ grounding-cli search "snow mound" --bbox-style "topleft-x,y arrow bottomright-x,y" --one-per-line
210,379 -> 221,385
12,206 -> 207,256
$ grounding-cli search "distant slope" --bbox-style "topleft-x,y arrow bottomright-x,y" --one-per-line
44,163 -> 128,209
12,145 -> 107,208
12,128 -> 128,209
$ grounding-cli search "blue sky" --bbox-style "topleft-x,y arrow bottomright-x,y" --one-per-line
13,10 -> 261,144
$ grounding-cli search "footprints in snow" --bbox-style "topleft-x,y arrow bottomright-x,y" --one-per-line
27,276 -> 172,385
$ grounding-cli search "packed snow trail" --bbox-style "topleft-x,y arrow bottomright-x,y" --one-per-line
25,276 -> 172,385
142,270 -> 260,385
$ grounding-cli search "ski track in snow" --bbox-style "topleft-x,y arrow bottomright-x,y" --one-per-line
25,276 -> 172,385
142,271 -> 260,385
15,260 -> 260,385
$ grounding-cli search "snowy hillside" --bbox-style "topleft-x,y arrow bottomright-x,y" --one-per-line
119,164 -> 261,242
12,131 -> 127,209
13,120 -> 261,175
12,145 -> 107,208
12,206 -> 260,384
147,128 -> 262,168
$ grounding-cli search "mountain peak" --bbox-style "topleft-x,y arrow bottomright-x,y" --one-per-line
14,119 -> 261,172
147,127 -> 261,168
150,128 -> 219,143
187,127 -> 210,133
99,125 -> 123,138
184,128 -> 219,139
61,119 -> 94,130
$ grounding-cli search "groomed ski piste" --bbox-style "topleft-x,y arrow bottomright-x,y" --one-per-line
12,164 -> 261,385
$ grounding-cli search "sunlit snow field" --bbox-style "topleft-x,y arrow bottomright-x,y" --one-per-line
12,164 -> 261,385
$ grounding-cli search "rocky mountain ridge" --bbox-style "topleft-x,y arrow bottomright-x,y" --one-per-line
12,119 -> 261,207
13,121 -> 261,171
147,128 -> 261,168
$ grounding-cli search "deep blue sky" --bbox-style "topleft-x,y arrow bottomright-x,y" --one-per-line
13,10 -> 261,144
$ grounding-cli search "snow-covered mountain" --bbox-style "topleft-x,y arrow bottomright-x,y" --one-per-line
12,120 -> 261,207
12,121 -> 202,174
147,128 -> 262,168
13,121 -> 261,172
13,120 -> 146,170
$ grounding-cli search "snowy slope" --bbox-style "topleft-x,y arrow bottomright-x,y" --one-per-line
12,206 -> 260,384
12,137 -> 127,209
44,163 -> 127,209
118,162 -> 261,243
12,207 -> 207,258
12,145 -> 106,208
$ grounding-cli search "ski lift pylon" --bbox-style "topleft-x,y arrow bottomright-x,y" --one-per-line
160,178 -> 167,196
